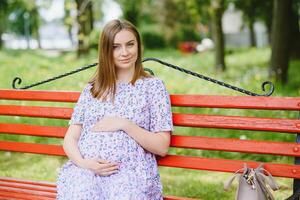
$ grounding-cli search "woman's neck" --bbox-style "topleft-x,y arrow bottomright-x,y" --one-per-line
116,68 -> 135,83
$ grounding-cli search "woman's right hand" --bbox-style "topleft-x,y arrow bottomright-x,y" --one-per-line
80,158 -> 119,176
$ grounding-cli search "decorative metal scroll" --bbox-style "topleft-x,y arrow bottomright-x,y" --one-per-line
12,62 -> 98,90
11,57 -> 274,96
143,58 -> 274,96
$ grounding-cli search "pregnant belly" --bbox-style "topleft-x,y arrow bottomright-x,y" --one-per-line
78,131 -> 141,163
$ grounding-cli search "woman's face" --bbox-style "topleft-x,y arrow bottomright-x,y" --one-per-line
113,29 -> 138,71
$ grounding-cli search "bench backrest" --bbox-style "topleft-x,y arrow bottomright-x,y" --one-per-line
0,89 -> 300,179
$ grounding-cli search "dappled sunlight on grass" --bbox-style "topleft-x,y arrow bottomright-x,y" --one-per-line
0,152 -> 66,182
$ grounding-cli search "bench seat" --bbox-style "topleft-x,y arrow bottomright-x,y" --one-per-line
1,89 -> 300,199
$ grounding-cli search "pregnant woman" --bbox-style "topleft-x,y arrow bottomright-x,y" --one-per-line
56,19 -> 173,200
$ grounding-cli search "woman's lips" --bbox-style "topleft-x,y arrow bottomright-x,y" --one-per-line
119,58 -> 131,63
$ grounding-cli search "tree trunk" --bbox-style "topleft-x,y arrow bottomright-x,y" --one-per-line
289,0 -> 300,59
211,0 -> 226,72
32,7 -> 41,49
76,0 -> 94,57
0,31 -> 3,49
36,29 -> 42,49
249,19 -> 256,47
269,0 -> 292,84
266,21 -> 272,44
87,1 -> 94,31
67,27 -> 74,46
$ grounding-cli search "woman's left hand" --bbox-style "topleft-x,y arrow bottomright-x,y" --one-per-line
91,116 -> 129,132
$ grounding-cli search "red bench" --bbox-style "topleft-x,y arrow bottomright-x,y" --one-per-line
0,89 -> 300,199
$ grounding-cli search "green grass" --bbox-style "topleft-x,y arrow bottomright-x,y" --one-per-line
0,47 -> 299,199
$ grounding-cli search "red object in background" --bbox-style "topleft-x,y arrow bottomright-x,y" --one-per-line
178,42 -> 198,53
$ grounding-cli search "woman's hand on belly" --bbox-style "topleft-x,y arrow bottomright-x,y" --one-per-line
91,116 -> 129,132
80,158 -> 119,176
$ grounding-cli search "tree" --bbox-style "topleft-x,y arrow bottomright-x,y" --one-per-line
6,0 -> 42,49
117,0 -> 142,27
235,0 -> 258,47
255,1 -> 273,44
75,0 -> 94,56
269,0 -> 292,84
210,0 -> 226,71
156,0 -> 201,46
64,0 -> 76,46
289,0 -> 300,59
0,1 -> 9,49
235,0 -> 273,46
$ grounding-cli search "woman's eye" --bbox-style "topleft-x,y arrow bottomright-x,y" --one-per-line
128,43 -> 134,46
113,45 -> 119,49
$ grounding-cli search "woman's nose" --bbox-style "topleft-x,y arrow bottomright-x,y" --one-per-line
121,46 -> 129,56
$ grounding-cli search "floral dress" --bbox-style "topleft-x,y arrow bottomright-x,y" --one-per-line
56,77 -> 173,200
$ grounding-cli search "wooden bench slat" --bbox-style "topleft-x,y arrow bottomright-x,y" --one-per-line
0,105 -> 72,119
171,95 -> 300,110
0,141 -> 65,156
0,191 -> 54,200
1,106 -> 299,133
0,181 -> 56,193
158,155 -> 300,178
164,195 -> 200,200
1,141 -> 299,178
0,89 -> 79,102
0,186 -> 56,199
1,135 -> 299,158
0,177 -> 56,188
0,123 -> 66,138
171,135 -> 300,156
1,89 -> 299,111
173,113 -> 300,133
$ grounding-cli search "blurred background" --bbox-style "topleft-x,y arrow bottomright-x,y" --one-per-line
0,0 -> 300,199
0,0 -> 299,88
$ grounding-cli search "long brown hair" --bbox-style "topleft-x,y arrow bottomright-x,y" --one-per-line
89,19 -> 150,101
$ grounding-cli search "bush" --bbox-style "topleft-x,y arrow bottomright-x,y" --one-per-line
141,31 -> 166,49
180,27 -> 201,42
167,28 -> 201,48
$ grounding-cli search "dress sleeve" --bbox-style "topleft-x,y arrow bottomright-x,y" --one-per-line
69,85 -> 91,125
149,79 -> 174,133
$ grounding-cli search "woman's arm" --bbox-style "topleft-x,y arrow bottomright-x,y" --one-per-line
123,120 -> 171,157
63,124 -> 85,167
91,117 -> 171,157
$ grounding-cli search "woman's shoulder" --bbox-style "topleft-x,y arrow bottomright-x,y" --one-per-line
78,83 -> 93,99
141,76 -> 165,86
82,83 -> 92,93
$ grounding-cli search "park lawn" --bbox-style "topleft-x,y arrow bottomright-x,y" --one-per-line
0,48 -> 299,199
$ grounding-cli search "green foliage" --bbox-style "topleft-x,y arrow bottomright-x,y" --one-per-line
89,29 -> 101,49
6,0 -> 41,38
234,0 -> 273,38
142,31 -> 166,49
116,0 -> 142,26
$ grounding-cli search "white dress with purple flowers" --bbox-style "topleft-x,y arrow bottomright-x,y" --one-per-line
56,77 -> 173,200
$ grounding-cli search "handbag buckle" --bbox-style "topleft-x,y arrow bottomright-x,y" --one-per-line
244,170 -> 256,190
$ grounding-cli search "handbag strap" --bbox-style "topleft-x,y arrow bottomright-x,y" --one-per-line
224,168 -> 245,191
255,173 -> 276,200
254,165 -> 281,200
255,168 -> 280,191
224,163 -> 280,193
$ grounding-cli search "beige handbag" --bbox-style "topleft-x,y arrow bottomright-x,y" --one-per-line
224,164 -> 279,200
